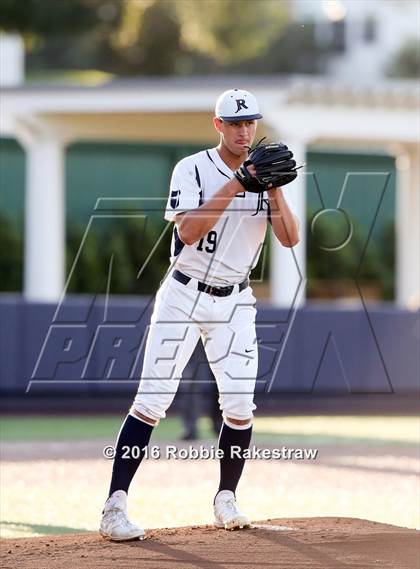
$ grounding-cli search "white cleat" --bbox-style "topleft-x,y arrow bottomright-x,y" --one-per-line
100,490 -> 145,541
214,490 -> 251,530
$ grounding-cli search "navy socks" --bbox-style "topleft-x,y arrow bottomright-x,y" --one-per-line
108,416 -> 251,500
108,414 -> 154,497
217,422 -> 253,496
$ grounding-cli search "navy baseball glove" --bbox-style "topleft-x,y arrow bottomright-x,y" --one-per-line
234,142 -> 298,193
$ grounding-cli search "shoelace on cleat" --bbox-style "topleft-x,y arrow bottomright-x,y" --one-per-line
105,508 -> 135,530
218,498 -> 240,520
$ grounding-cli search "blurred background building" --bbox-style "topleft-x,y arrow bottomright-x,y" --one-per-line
293,0 -> 420,81
0,0 -> 418,405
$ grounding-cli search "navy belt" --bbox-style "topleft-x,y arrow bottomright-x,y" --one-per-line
173,270 -> 248,297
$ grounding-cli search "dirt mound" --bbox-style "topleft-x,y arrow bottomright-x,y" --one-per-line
1,517 -> 418,569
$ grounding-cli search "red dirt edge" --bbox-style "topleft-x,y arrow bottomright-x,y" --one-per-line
1,517 -> 418,569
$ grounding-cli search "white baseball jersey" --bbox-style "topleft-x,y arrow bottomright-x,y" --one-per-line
164,147 -> 272,286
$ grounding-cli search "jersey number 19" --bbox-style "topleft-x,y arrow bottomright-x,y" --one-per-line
197,230 -> 217,253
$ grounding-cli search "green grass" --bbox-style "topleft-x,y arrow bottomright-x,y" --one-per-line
252,415 -> 420,446
0,415 -> 187,442
0,415 -> 418,446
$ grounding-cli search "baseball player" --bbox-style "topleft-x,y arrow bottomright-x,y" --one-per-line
100,89 -> 299,541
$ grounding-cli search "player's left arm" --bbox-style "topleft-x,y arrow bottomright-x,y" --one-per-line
266,187 -> 300,247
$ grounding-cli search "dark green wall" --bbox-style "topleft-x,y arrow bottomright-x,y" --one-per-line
306,149 -> 395,230
64,142 -> 209,294
306,149 -> 396,300
0,140 -> 396,233
0,139 -> 25,291
0,138 -> 396,297
0,138 -> 25,229
65,141 -> 208,229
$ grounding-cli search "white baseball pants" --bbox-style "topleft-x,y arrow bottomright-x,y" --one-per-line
132,272 -> 258,423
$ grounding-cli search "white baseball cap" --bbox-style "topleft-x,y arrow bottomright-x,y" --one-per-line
215,89 -> 262,121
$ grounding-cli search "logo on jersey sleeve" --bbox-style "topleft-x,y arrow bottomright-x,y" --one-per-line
170,189 -> 180,208
235,99 -> 248,113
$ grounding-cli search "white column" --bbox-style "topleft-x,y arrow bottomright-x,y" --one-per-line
15,117 -> 67,302
270,137 -> 307,308
0,34 -> 24,87
396,144 -> 420,308
24,137 -> 65,302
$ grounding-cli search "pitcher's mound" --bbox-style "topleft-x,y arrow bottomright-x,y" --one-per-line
1,517 -> 418,569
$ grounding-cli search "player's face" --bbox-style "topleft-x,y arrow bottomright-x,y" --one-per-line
214,118 -> 257,156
